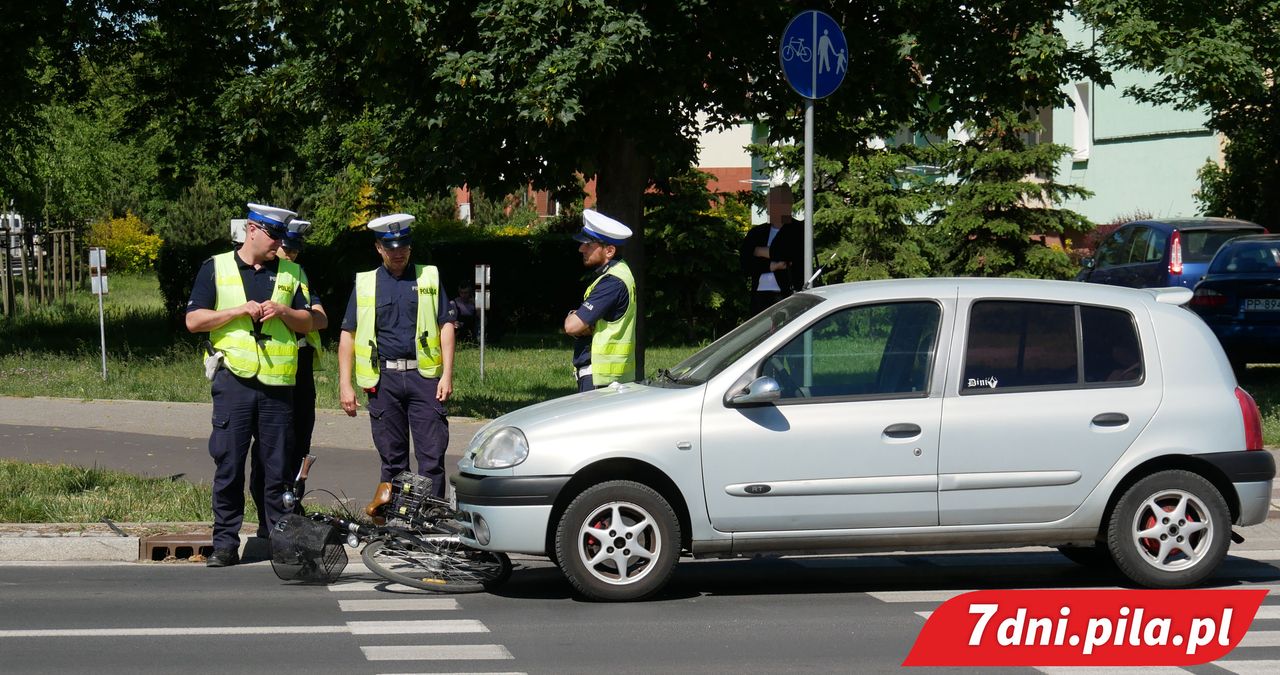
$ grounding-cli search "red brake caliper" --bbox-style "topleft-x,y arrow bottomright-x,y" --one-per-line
586,517 -> 606,549
1142,502 -> 1176,555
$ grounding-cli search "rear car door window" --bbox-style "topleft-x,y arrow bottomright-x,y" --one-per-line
763,301 -> 940,400
963,301 -> 1143,393
963,301 -> 1077,391
1125,227 -> 1153,265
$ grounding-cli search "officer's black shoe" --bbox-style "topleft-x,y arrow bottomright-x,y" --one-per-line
206,548 -> 240,568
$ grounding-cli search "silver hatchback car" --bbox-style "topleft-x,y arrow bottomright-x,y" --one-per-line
454,278 -> 1274,601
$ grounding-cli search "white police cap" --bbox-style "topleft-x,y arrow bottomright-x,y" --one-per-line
246,203 -> 296,238
574,209 -> 632,246
281,219 -> 311,250
368,213 -> 415,248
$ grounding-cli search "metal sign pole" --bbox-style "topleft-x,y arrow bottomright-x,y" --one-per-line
475,264 -> 489,381
90,247 -> 107,379
97,278 -> 107,380
803,98 -> 814,285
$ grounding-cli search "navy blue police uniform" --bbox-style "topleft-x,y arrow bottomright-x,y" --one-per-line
571,260 -> 630,393
248,286 -> 322,537
187,252 -> 308,553
342,269 -> 455,496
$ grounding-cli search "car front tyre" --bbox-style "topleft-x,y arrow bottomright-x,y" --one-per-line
554,480 -> 681,602
1106,470 -> 1231,588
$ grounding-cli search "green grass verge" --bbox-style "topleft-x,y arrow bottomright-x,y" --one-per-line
0,460 -> 215,523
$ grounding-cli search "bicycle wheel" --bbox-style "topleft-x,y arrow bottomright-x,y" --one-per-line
361,536 -> 512,593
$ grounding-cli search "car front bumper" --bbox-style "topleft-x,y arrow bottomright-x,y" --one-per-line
452,473 -> 572,555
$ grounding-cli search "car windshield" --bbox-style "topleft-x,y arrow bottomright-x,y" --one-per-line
1183,228 -> 1265,263
1208,240 -> 1280,274
659,294 -> 825,386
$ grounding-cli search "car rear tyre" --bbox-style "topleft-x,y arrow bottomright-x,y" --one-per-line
1106,470 -> 1230,588
554,480 -> 681,602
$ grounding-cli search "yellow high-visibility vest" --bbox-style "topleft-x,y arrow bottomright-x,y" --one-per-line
353,265 -> 442,388
207,252 -> 300,386
586,260 -> 636,386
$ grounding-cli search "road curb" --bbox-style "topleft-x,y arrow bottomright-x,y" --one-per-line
0,532 -> 140,562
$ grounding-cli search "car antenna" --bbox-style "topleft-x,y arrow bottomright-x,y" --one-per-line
803,252 -> 838,290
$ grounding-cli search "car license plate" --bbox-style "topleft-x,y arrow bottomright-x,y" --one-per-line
1243,298 -> 1280,311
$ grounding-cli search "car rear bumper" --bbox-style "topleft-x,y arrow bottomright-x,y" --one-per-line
1195,451 -> 1275,526
1234,480 -> 1273,526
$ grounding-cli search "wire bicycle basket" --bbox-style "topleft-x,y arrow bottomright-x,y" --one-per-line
385,472 -> 445,528
270,513 -> 349,583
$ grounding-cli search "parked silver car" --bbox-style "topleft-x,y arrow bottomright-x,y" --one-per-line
454,278 -> 1274,601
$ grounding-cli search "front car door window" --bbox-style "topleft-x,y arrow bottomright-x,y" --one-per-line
763,301 -> 940,400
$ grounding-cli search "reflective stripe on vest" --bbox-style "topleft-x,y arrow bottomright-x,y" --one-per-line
587,259 -> 637,386
353,265 -> 442,389
208,252 -> 299,386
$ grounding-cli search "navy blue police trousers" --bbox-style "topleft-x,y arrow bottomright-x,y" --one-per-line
366,368 -> 448,498
250,346 -> 314,535
208,368 -> 292,551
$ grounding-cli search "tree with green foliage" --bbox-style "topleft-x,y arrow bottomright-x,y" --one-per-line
1079,0 -> 1280,228
931,117 -> 1091,278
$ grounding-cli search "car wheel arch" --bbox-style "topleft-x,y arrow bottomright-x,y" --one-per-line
1098,455 -> 1241,540
544,458 -> 693,557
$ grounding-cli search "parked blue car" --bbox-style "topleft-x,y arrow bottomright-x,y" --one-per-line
1190,233 -> 1280,370
1077,217 -> 1265,289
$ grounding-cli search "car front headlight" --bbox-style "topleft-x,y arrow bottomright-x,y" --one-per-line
473,426 -> 529,469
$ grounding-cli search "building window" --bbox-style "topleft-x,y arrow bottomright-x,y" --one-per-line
1070,82 -> 1091,162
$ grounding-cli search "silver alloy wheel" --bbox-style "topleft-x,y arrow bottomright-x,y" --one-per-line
576,500 -> 662,586
1130,488 -> 1213,571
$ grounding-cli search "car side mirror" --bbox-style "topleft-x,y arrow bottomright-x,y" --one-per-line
1081,256 -> 1095,270
726,376 -> 782,407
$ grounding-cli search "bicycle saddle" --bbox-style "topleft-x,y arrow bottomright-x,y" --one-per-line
364,481 -> 394,522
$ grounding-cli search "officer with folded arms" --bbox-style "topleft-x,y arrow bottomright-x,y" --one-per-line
248,219 -> 327,536
337,214 -> 456,498
185,204 -> 316,567
564,209 -> 636,392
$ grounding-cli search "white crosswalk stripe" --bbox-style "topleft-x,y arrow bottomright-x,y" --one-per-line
1215,661 -> 1280,674
362,645 -> 514,661
333,576 -> 520,670
339,598 -> 459,612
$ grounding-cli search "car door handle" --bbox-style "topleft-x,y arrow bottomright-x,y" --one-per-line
1091,412 -> 1129,427
883,423 -> 922,439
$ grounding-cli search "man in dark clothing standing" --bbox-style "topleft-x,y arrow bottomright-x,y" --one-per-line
740,184 -> 804,316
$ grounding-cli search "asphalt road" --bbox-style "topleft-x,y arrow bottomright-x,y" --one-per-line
3,550 -> 1280,674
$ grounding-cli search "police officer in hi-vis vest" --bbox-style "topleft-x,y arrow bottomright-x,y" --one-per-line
337,213 -> 456,498
185,204 -> 317,567
248,219 -> 327,537
564,209 -> 637,392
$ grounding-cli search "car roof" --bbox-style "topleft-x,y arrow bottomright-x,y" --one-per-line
804,277 -> 1191,307
1216,233 -> 1280,244
1126,216 -> 1264,231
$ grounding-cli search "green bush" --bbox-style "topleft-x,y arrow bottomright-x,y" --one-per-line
88,211 -> 163,273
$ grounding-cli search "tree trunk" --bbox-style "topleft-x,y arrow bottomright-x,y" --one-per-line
594,132 -> 653,381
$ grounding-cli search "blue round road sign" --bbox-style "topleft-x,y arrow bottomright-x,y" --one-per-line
779,10 -> 847,100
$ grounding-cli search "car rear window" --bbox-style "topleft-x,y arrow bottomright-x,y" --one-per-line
1208,241 -> 1280,273
1182,228 -> 1265,262
962,301 -> 1142,394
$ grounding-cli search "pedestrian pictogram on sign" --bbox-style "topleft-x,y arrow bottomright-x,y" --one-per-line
779,11 -> 848,100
